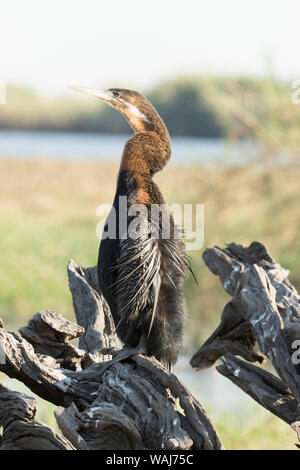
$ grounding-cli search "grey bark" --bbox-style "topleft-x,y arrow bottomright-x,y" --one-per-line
190,241 -> 300,442
0,260 -> 223,450
0,384 -> 74,450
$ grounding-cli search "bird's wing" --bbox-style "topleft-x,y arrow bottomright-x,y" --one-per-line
107,222 -> 161,334
168,224 -> 198,284
162,230 -> 198,286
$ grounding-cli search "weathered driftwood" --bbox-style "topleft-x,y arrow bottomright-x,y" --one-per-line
190,241 -> 300,442
0,384 -> 75,450
0,260 -> 223,450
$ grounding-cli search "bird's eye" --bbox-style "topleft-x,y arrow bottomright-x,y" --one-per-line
113,90 -> 120,98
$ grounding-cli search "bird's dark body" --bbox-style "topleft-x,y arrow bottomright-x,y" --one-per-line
88,87 -> 190,368
98,170 -> 187,367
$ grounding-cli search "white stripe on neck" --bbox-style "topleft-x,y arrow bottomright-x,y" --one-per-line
118,98 -> 150,123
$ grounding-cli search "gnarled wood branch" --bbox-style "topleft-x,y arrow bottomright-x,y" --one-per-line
0,384 -> 74,450
191,241 -> 300,442
0,259 -> 223,450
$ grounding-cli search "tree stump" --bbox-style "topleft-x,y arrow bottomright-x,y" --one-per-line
190,241 -> 300,445
0,260 -> 222,450
2,241 -> 299,449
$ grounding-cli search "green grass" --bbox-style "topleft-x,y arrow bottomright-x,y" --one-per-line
2,160 -> 300,339
1,158 -> 300,449
213,406 -> 296,450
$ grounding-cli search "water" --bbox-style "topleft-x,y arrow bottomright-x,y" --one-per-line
0,129 -> 257,165
174,356 -> 259,418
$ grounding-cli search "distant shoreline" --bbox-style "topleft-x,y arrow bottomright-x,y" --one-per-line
0,129 -> 258,166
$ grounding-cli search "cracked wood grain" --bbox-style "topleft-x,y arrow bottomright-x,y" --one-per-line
0,259 -> 223,450
191,241 -> 300,443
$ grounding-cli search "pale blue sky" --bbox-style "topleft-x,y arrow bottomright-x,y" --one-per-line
1,0 -> 299,93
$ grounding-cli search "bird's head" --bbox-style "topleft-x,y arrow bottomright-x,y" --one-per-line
70,86 -> 165,135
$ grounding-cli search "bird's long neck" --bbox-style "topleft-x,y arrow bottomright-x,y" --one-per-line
117,129 -> 170,205
113,99 -> 171,205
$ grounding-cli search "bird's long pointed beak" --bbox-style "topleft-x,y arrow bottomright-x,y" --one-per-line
69,86 -> 115,104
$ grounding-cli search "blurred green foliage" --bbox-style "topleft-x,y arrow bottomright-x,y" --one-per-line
2,77 -> 299,154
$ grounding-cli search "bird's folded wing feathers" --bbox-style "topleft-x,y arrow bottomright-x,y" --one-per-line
108,230 -> 161,330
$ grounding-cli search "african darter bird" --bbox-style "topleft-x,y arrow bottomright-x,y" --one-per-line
71,86 -> 192,369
